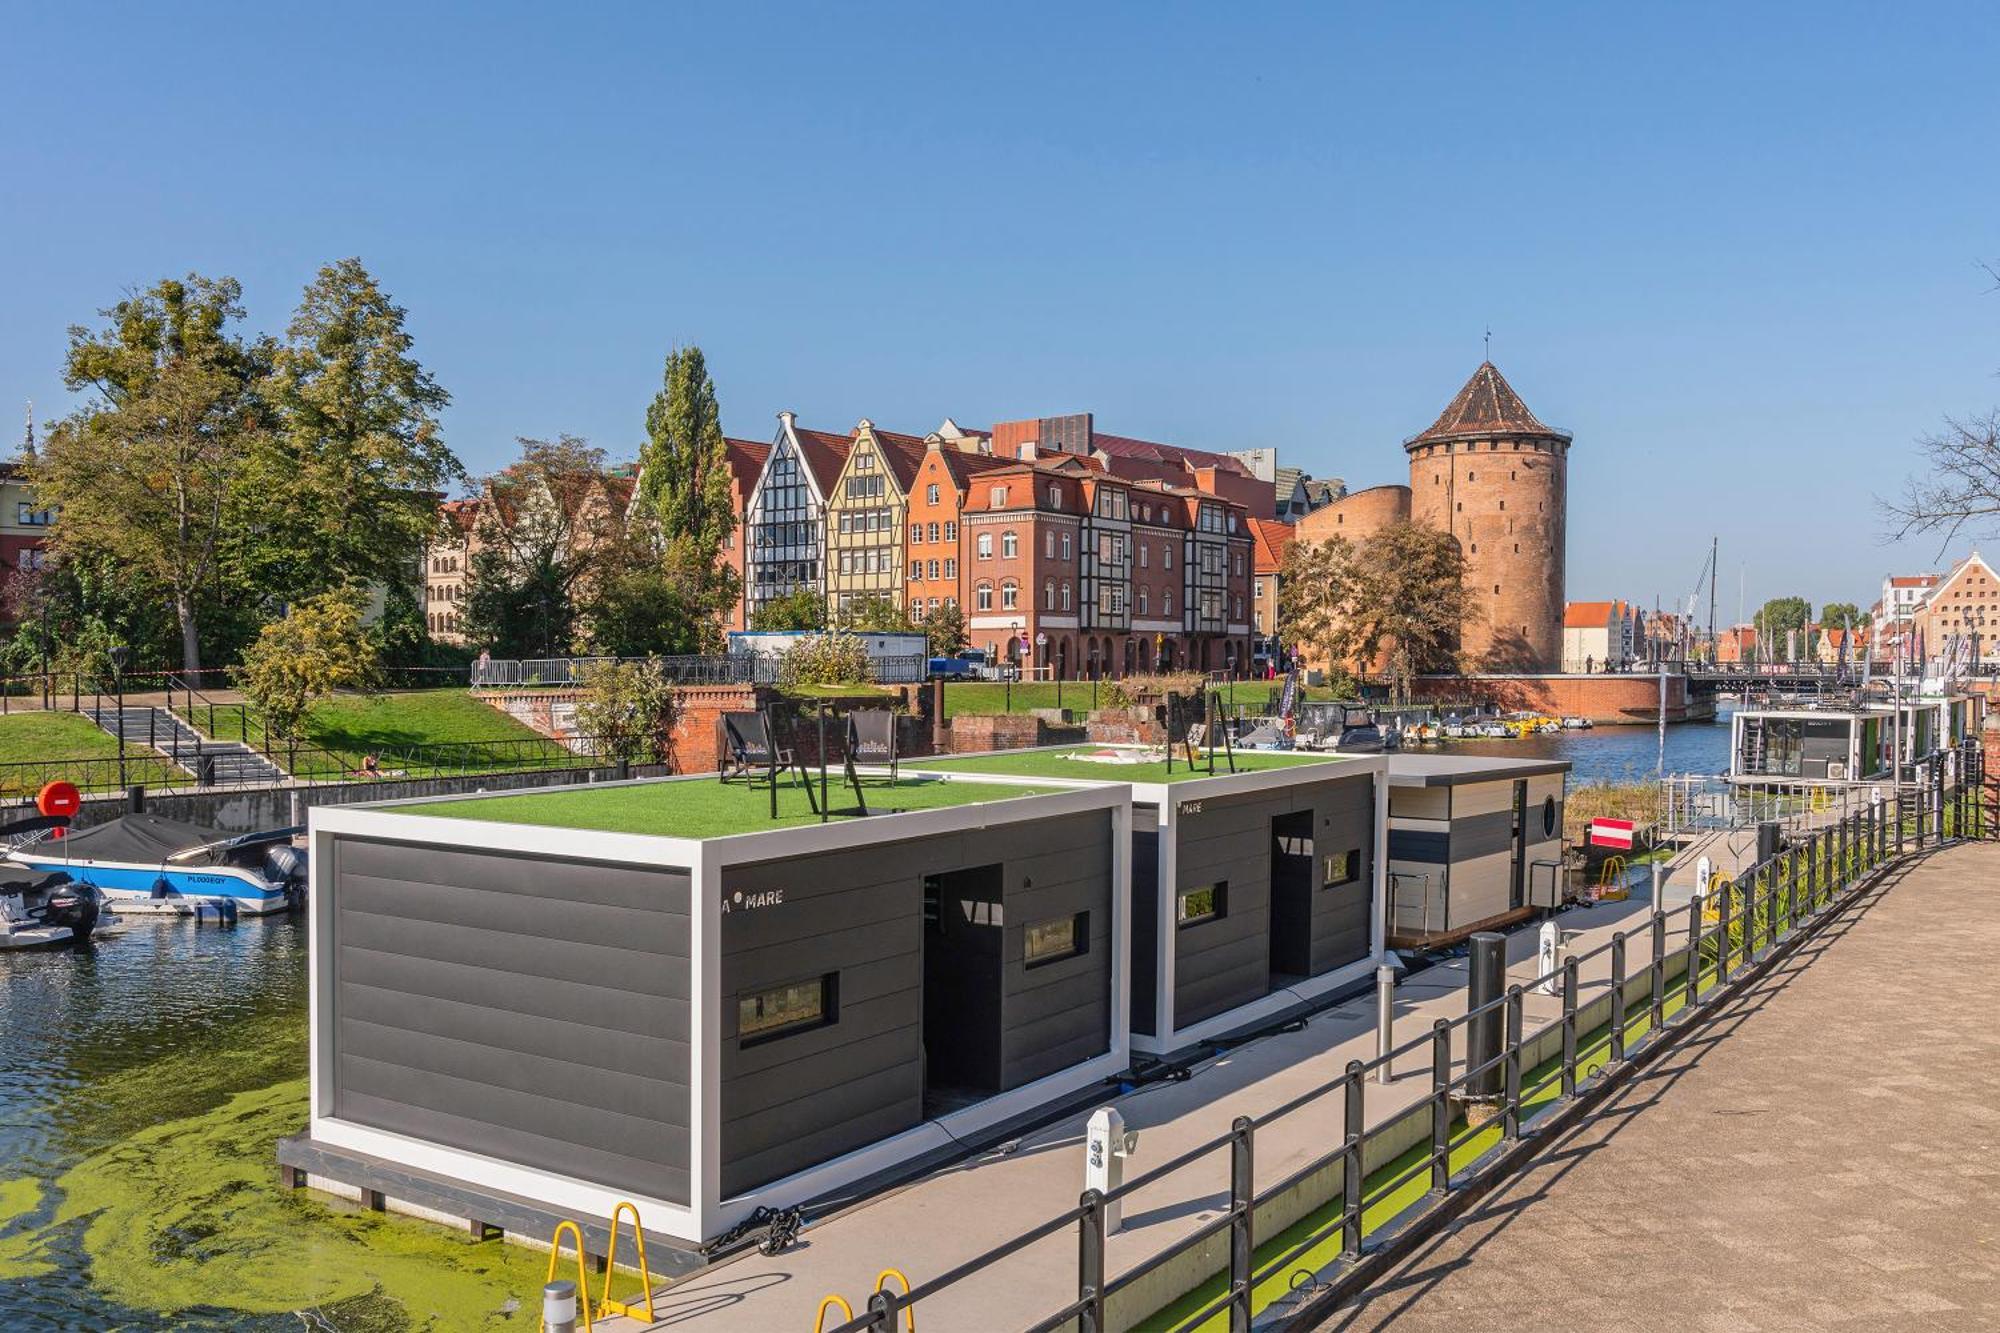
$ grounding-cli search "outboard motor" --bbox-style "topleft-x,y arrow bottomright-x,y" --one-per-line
265,844 -> 308,908
40,879 -> 101,941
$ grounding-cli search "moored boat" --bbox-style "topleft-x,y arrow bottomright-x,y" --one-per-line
12,814 -> 306,916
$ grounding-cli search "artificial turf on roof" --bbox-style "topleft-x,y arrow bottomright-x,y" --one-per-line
409,774 -> 1063,838
910,745 -> 1359,785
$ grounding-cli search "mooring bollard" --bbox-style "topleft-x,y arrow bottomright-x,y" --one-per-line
1085,1107 -> 1139,1234
1375,963 -> 1395,1084
542,1280 -> 577,1333
1464,932 -> 1505,1107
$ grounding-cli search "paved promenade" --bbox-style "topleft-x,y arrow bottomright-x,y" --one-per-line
602,889 -> 1693,1331
1330,840 -> 2000,1332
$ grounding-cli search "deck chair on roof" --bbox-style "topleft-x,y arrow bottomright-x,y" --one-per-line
719,708 -> 819,818
846,709 -> 898,784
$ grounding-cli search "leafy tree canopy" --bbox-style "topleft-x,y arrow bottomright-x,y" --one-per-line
574,658 -> 678,765
1820,601 -> 1870,627
1278,522 -> 1472,703
1753,596 -> 1813,636
30,273 -> 271,669
253,258 -> 460,605
234,588 -> 380,742
914,600 -> 968,658
750,587 -> 827,632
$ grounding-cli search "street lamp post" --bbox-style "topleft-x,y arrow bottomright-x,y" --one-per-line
110,644 -> 130,791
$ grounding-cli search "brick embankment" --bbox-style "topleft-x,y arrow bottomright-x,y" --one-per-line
1330,840 -> 2000,1332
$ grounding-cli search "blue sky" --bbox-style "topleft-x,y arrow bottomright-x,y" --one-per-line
3,2 -> 1995,617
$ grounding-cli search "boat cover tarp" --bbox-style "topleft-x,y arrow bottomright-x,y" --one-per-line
53,814 -> 229,863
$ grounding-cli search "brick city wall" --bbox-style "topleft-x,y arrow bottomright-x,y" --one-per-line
1410,672 -> 1691,725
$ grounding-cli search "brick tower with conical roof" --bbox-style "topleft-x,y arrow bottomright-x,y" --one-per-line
1405,362 -> 1570,670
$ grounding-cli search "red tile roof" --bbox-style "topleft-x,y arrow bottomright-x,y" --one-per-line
1563,600 -> 1624,629
1250,518 -> 1295,573
723,437 -> 771,494
1409,361 -> 1569,445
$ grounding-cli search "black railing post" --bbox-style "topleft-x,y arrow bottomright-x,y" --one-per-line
1649,910 -> 1666,1035
1686,895 -> 1703,1008
1560,957 -> 1579,1097
1502,986 -> 1524,1141
1429,1021 -> 1451,1193
1341,1060 -> 1364,1258
1838,815 -> 1849,891
1786,847 -> 1800,935
1896,792 -> 1907,856
1077,1188 -> 1107,1333
1806,831 -> 1819,910
1609,932 -> 1627,1063
1716,881 -> 1734,986
1228,1117 -> 1254,1333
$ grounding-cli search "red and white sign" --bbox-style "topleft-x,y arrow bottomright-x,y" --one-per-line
1588,818 -> 1637,849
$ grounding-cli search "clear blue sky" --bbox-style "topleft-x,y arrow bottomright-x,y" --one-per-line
4,3 -> 1995,619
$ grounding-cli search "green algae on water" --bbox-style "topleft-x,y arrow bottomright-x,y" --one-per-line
0,1078 -> 546,1328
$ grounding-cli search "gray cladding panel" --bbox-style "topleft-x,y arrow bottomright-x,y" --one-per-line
1171,773 -> 1378,1030
329,836 -> 693,1205
718,808 -> 1117,1198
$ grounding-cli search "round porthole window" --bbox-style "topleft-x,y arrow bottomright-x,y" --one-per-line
1542,796 -> 1557,838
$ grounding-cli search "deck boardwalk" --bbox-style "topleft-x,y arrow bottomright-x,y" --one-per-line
1329,839 -> 2000,1331
590,889 -> 1697,1332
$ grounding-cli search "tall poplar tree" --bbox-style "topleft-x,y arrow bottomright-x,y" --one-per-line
636,345 -> 736,616
253,258 -> 461,604
30,274 -> 270,670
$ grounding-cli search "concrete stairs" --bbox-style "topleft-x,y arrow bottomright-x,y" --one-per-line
82,704 -> 289,786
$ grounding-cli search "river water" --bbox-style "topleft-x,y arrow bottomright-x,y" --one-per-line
0,717 -> 1731,1328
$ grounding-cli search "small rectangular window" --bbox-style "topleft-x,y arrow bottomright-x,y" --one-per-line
1323,849 -> 1362,888
1178,881 -> 1227,927
738,974 -> 837,1044
1024,911 -> 1088,967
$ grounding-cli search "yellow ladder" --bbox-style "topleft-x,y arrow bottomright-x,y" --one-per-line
541,1219 -> 594,1333
597,1200 -> 656,1322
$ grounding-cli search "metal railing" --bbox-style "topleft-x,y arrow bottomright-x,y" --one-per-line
0,734 -> 617,797
470,654 -> 934,689
825,742 -> 1986,1333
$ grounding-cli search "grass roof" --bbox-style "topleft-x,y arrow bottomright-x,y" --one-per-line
408,773 -> 1064,839
910,745 -> 1359,785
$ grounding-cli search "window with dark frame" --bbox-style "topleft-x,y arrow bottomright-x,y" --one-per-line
1024,911 -> 1089,967
1178,881 -> 1227,927
1322,848 -> 1362,888
738,973 -> 838,1044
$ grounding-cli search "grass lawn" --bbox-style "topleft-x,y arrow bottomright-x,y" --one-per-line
183,690 -> 563,777
409,774 -> 1062,838
0,712 -> 186,795
911,745 -> 1360,785
773,683 -> 905,700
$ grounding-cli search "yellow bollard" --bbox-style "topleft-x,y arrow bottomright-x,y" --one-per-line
542,1219 -> 594,1333
815,1294 -> 856,1333
598,1201 -> 655,1321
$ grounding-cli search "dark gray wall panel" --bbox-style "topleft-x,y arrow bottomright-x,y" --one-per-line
719,809 -> 1116,1197
329,833 -> 693,1206
1388,829 -> 1448,864
1449,808 -> 1518,863
1304,773 -> 1377,975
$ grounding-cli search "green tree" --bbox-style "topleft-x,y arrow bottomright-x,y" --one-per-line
255,258 -> 460,605
579,563 -> 712,657
459,436 -> 624,656
29,274 -> 271,669
750,587 -> 827,632
234,588 -> 380,744
834,595 -> 910,633
636,345 -> 739,633
914,600 -> 968,657
1279,522 -> 1471,703
574,658 -> 679,765
1820,601 -> 1869,628
1753,595 -> 1814,658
